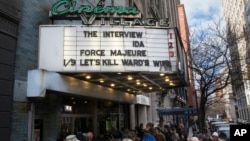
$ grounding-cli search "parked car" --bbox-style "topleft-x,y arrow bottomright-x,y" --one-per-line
214,123 -> 229,132
217,126 -> 230,140
210,121 -> 228,133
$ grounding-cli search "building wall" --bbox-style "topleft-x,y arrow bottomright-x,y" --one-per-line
222,0 -> 250,123
144,0 -> 189,126
177,4 -> 194,107
0,0 -> 22,140
133,0 -> 180,29
218,67 -> 237,121
137,105 -> 148,126
11,0 -> 57,140
30,93 -> 61,141
246,0 -> 250,121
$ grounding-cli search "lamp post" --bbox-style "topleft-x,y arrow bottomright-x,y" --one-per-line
156,92 -> 164,126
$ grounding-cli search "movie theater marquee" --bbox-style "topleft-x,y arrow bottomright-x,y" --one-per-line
38,0 -> 179,73
38,26 -> 177,73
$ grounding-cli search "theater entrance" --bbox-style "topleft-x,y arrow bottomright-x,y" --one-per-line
61,114 -> 93,138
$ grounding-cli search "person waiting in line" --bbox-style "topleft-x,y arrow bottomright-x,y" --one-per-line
86,132 -> 95,141
76,132 -> 86,141
197,134 -> 209,141
177,123 -> 187,141
153,127 -> 166,141
189,137 -> 199,141
156,124 -> 164,132
162,125 -> 172,141
120,127 -> 129,140
122,130 -> 140,141
149,123 -> 155,134
66,135 -> 81,141
171,126 -> 180,141
136,123 -> 144,140
218,132 -> 229,141
142,122 -> 156,141
209,132 -> 219,141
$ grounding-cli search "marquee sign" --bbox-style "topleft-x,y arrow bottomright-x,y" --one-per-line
50,0 -> 170,27
38,25 -> 179,73
51,0 -> 140,16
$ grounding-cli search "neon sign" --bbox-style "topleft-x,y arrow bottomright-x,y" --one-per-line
51,0 -> 140,16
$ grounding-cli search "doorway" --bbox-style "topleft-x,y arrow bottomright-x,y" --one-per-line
61,114 -> 93,137
34,119 -> 43,141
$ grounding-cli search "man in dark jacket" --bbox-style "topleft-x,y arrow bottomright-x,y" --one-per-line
162,125 -> 172,141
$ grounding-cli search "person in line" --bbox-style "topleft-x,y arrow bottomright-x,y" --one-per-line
156,124 -> 163,132
136,123 -> 144,140
86,132 -> 94,141
162,125 -> 172,141
197,134 -> 209,141
218,132 -> 229,141
76,132 -> 86,141
171,126 -> 180,141
66,135 -> 80,141
120,127 -> 129,140
153,127 -> 166,141
122,131 -> 140,141
189,137 -> 199,141
209,132 -> 219,141
142,122 -> 156,141
149,123 -> 155,134
177,123 -> 187,141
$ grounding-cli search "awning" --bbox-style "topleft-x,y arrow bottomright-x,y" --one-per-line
26,69 -> 135,103
158,107 -> 198,115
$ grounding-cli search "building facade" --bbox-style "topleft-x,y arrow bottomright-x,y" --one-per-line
0,0 -> 22,140
222,0 -> 250,123
1,0 -> 190,141
177,4 -> 195,108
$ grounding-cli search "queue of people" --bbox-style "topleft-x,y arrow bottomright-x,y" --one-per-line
135,122 -> 188,141
64,122 -> 189,141
62,121 -> 230,141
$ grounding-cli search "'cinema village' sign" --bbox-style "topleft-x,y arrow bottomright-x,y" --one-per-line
50,0 -> 170,27
51,0 -> 140,16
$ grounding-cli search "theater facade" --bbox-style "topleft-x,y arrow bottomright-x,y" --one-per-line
10,0 -> 189,141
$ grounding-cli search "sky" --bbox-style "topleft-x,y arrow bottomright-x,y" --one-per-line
180,0 -> 223,29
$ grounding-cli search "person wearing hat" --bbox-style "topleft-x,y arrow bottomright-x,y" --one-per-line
218,132 -> 229,141
76,132 -> 86,141
66,135 -> 80,141
210,132 -> 219,141
189,137 -> 199,141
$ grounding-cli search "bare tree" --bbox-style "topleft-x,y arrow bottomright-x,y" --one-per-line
188,18 -> 241,130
